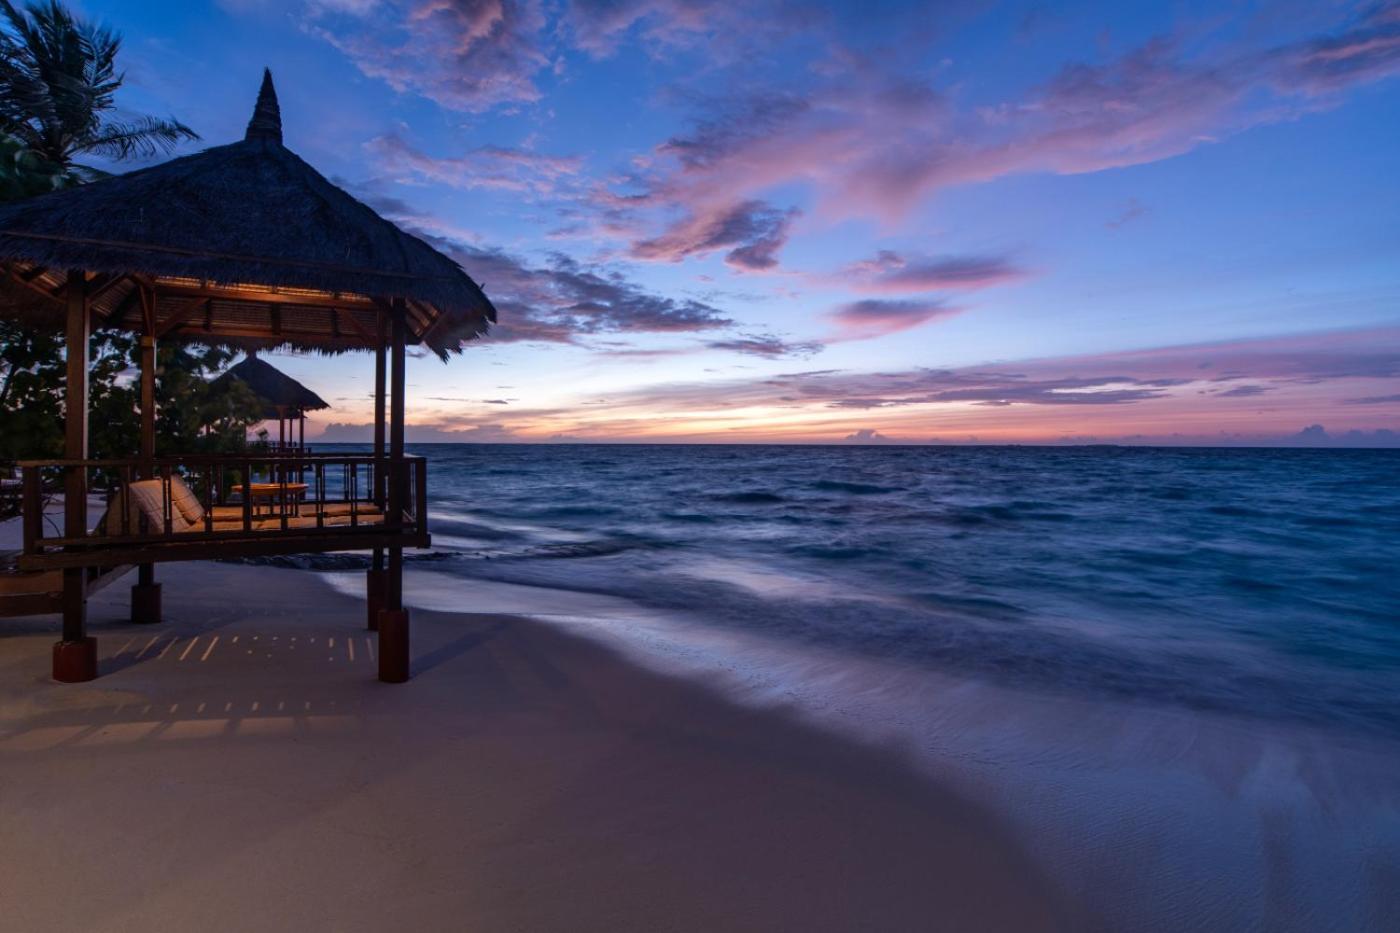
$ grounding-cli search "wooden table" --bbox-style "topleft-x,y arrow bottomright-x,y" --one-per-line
247,482 -> 309,517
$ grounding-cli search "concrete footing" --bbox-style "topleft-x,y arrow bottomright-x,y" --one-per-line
53,637 -> 98,683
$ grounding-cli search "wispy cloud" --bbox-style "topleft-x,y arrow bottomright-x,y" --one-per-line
704,333 -> 823,359
367,134 -> 583,195
305,0 -> 549,113
557,326 -> 1400,440
840,251 -> 1028,294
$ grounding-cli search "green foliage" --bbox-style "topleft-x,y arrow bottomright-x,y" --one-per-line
0,318 -> 63,459
0,325 -> 265,461
0,131 -> 75,198
0,0 -> 198,174
0,2 -> 262,467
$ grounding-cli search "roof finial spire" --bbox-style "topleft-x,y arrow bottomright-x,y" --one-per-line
245,68 -> 282,144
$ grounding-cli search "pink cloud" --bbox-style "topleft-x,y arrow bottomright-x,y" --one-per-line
600,2 -> 1400,253
306,0 -> 549,112
631,200 -> 800,271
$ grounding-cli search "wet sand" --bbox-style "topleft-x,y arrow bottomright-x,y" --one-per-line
0,561 -> 1086,932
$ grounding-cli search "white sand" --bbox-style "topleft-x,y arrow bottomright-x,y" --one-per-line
0,560 -> 1085,932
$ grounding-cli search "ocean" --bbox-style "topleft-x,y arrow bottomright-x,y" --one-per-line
317,443 -> 1400,930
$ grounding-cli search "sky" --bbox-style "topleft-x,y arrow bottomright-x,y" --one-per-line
76,0 -> 1400,444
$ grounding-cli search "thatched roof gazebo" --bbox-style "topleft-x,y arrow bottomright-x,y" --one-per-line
212,352 -> 330,450
0,70 -> 497,684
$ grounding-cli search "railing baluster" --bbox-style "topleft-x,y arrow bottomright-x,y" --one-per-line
22,467 -> 40,554
243,461 -> 253,532
415,457 -> 427,534
315,461 -> 325,529
204,464 -> 214,534
160,463 -> 173,536
350,460 -> 359,527
119,464 -> 131,537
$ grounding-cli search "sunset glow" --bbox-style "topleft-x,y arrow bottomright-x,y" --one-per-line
92,0 -> 1400,445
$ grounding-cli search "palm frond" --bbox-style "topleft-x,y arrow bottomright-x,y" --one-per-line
80,115 -> 198,160
0,0 -> 198,167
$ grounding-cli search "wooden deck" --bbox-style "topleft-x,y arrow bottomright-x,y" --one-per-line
0,562 -> 132,618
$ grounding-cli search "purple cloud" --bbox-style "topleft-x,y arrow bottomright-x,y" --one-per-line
842,251 -> 1027,293
1215,384 -> 1274,398
829,299 -> 962,338
602,2 -> 1400,245
589,326 -> 1400,415
631,200 -> 800,271
705,334 -> 823,359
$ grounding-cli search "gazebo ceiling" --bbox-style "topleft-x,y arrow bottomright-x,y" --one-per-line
0,70 -> 496,359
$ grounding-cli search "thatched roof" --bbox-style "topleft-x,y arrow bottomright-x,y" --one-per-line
0,70 -> 496,359
212,352 -> 330,419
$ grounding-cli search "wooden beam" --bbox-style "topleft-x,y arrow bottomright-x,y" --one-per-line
83,273 -> 124,304
19,530 -> 431,572
386,298 -> 407,608
333,306 -> 378,343
139,282 -> 156,334
154,296 -> 209,338
62,270 -> 89,646
372,314 -> 387,576
373,316 -> 387,507
139,334 -> 157,467
104,287 -> 142,328
153,324 -> 369,346
6,267 -> 62,302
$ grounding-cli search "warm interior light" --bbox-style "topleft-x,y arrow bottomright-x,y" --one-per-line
154,276 -> 372,303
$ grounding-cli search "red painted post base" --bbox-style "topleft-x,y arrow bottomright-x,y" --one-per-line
365,569 -> 386,631
377,608 -> 410,683
53,637 -> 98,683
131,582 -> 162,625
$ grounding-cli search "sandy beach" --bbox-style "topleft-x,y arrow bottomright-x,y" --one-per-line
0,560 -> 1086,932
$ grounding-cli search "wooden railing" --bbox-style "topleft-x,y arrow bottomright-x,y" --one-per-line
16,452 -> 428,569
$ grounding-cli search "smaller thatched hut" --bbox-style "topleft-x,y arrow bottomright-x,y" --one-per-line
213,352 -> 329,449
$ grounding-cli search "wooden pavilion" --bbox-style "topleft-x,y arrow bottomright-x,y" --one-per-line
0,70 -> 496,683
212,351 -> 330,452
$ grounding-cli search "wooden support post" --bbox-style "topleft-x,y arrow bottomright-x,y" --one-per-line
378,299 -> 409,683
55,269 -> 96,682
133,331 -> 161,624
368,316 -> 387,629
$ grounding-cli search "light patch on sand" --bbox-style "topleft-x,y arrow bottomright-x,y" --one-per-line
0,725 -> 89,751
82,721 -> 164,745
161,719 -> 231,741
